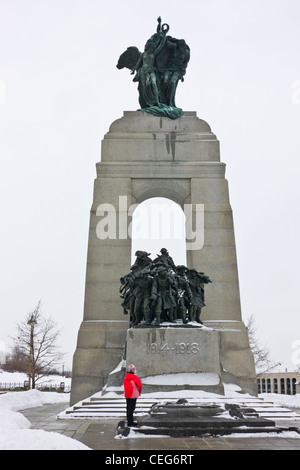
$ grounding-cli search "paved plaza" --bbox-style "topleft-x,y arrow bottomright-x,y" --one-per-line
21,402 -> 300,451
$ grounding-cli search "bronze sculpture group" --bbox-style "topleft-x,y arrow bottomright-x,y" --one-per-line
117,17 -> 190,120
120,249 -> 211,327
117,20 -> 210,326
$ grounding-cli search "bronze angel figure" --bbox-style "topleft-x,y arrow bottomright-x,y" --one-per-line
117,17 -> 190,119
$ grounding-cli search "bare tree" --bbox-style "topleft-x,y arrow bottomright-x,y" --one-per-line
13,301 -> 63,389
246,314 -> 281,374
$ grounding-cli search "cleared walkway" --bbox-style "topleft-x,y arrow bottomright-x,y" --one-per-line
20,401 -> 300,451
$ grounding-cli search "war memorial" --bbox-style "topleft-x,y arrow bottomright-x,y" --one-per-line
69,18 -> 261,432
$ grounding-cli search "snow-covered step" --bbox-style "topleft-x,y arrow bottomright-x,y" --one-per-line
61,395 -> 300,422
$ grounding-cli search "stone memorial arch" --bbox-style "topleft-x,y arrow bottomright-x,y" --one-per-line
70,110 -> 257,405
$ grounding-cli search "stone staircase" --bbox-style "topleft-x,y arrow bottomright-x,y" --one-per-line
62,394 -> 300,425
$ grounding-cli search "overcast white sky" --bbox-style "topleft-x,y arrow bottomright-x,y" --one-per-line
0,0 -> 299,372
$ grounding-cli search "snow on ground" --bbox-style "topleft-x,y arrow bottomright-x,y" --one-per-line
0,370 -> 89,450
0,389 -> 90,450
259,393 -> 300,409
0,369 -> 72,388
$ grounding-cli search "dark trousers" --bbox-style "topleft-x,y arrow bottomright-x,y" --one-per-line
126,398 -> 137,425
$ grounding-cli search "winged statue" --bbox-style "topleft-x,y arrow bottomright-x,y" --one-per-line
116,17 -> 190,119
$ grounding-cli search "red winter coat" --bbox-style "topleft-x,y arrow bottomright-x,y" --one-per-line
123,373 -> 142,398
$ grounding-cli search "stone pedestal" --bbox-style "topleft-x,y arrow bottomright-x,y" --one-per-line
126,327 -> 224,395
70,111 -> 257,406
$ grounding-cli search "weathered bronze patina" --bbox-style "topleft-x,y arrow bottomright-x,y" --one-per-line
119,249 -> 211,327
117,17 -> 190,119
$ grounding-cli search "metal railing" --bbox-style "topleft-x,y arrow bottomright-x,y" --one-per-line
0,382 -> 70,392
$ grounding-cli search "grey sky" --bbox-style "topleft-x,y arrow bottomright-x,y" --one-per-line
0,0 -> 299,370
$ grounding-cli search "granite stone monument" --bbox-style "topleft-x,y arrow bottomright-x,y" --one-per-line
70,18 -> 257,406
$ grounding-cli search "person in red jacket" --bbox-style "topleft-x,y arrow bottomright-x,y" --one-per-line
123,364 -> 142,427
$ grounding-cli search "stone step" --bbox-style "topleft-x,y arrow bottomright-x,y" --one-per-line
63,395 -> 300,422
132,425 -> 296,438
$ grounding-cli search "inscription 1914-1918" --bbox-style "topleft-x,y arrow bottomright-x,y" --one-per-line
147,341 -> 200,355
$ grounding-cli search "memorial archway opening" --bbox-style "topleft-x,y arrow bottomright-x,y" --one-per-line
131,197 -> 187,266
